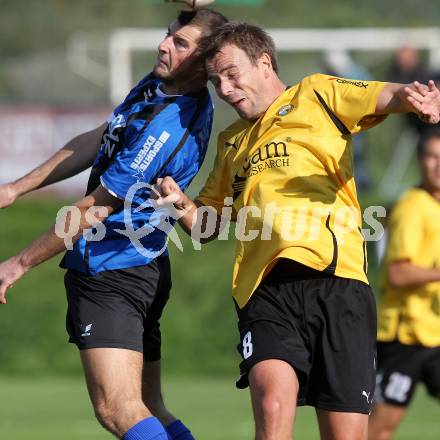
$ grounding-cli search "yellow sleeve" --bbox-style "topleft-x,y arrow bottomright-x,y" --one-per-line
197,131 -> 234,215
385,194 -> 424,264
307,74 -> 388,134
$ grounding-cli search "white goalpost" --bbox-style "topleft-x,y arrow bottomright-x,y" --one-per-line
108,27 -> 440,104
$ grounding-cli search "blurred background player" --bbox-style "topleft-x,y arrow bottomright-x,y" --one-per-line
369,129 -> 440,440
387,45 -> 430,135
0,8 -> 227,440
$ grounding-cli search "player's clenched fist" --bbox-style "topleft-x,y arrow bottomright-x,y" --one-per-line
152,176 -> 189,211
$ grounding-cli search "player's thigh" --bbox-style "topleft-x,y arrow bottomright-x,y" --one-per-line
80,348 -> 144,406
316,409 -> 368,440
249,359 -> 299,437
249,359 -> 299,406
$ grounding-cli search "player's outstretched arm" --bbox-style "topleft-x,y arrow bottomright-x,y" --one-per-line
388,260 -> 440,288
0,123 -> 107,209
0,185 -> 121,304
376,80 -> 440,124
153,176 -> 222,242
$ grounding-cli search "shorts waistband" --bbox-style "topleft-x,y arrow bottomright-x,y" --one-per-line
264,258 -> 335,284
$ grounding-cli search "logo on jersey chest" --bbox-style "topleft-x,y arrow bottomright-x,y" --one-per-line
243,141 -> 289,173
277,104 -> 294,116
232,141 -> 291,199
129,130 -> 171,180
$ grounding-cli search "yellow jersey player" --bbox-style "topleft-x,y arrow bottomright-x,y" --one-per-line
369,129 -> 440,440
154,22 -> 440,440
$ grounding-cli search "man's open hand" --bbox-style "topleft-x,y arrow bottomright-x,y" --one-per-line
405,80 -> 440,124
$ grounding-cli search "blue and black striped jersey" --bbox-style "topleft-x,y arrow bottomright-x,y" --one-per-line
62,73 -> 213,274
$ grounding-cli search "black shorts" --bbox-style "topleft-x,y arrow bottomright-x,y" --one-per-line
375,340 -> 440,406
64,256 -> 171,360
235,259 -> 377,414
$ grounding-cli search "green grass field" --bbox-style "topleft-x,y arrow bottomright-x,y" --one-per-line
0,377 -> 438,439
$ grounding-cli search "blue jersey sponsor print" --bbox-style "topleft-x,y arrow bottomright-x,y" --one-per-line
61,73 -> 213,274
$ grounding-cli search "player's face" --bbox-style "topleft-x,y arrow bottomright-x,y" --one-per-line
154,20 -> 202,82
207,44 -> 270,121
420,138 -> 440,192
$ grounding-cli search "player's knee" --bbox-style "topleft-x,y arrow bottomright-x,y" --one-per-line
368,421 -> 397,440
93,398 -> 139,434
369,428 -> 394,440
259,394 -> 283,420
94,400 -> 119,433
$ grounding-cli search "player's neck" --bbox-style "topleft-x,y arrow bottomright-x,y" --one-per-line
270,77 -> 288,104
252,77 -> 287,121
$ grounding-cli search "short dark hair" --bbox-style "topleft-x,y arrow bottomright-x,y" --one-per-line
177,9 -> 228,39
417,128 -> 440,158
201,22 -> 279,73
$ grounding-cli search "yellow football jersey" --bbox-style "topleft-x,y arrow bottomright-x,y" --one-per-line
198,73 -> 387,308
377,188 -> 440,347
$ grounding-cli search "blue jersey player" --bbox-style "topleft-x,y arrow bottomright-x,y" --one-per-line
0,9 -> 227,440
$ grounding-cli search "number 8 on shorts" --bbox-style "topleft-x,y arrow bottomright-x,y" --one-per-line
242,331 -> 254,359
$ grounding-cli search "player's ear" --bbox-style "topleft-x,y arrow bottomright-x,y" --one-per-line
259,52 -> 272,77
